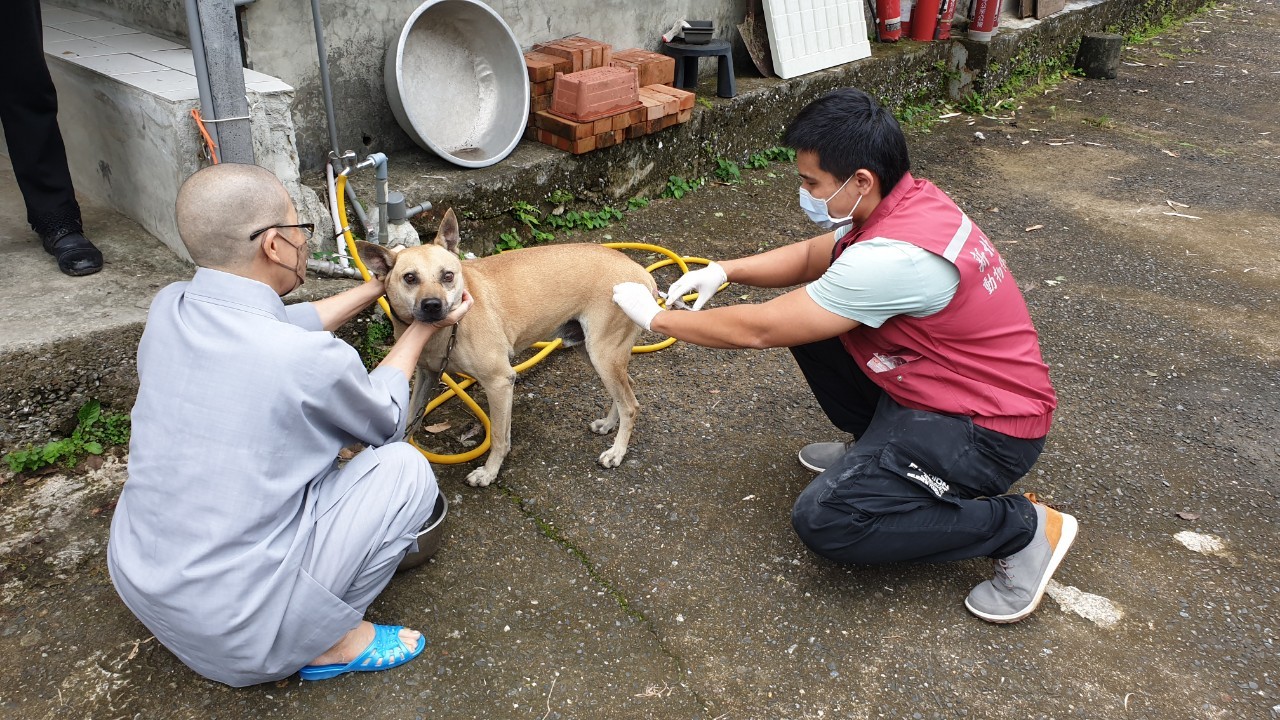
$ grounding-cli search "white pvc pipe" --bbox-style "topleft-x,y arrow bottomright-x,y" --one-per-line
326,162 -> 349,267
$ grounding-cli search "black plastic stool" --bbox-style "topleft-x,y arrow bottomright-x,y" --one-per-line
661,39 -> 736,98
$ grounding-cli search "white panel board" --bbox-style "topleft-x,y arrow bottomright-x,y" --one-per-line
762,0 -> 872,80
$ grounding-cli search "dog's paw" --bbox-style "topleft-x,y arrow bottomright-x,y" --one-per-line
597,446 -> 627,468
466,467 -> 498,487
589,418 -> 618,435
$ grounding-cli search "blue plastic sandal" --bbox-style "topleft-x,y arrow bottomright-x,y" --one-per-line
298,624 -> 426,681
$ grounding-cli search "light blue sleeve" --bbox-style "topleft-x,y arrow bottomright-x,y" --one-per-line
806,238 -> 960,328
284,302 -> 323,331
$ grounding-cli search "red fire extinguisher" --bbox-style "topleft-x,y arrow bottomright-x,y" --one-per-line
909,0 -> 940,40
968,0 -> 1003,42
937,0 -> 958,39
876,0 -> 903,41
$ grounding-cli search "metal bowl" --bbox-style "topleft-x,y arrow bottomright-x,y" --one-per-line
384,0 -> 530,168
397,492 -> 449,572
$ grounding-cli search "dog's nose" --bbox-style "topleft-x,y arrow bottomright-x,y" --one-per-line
419,297 -> 444,320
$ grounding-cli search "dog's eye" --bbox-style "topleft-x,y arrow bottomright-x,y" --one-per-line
402,272 -> 418,286
442,271 -> 455,284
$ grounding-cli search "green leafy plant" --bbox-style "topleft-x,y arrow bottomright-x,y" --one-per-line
744,146 -> 796,169
511,200 -> 542,228
957,91 -> 988,115
627,196 -> 650,210
713,157 -> 742,184
545,205 -> 624,232
696,96 -> 713,110
497,229 -> 524,251
359,315 -> 395,368
661,175 -> 699,199
4,399 -> 131,474
546,189 -> 575,204
494,200 -> 557,253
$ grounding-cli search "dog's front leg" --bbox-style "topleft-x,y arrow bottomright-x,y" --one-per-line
466,368 -> 516,487
404,366 -> 432,438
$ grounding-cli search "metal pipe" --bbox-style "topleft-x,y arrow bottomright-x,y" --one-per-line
357,152 -> 390,243
183,0 -> 219,151
309,0 -> 375,233
310,0 -> 341,160
345,182 -> 370,231
405,202 -> 433,219
307,258 -> 362,279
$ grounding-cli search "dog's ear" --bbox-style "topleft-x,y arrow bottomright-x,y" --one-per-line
354,240 -> 396,279
434,208 -> 461,255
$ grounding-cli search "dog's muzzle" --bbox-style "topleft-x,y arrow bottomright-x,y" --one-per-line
415,297 -> 448,323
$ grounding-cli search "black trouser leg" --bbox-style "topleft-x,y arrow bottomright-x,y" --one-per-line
0,0 -> 83,237
789,337 -> 884,437
791,395 -> 1046,564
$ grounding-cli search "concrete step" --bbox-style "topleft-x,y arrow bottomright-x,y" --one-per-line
0,151 -> 348,448
19,2 -> 324,261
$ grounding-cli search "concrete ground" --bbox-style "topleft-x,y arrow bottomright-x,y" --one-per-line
2,2 -> 1278,719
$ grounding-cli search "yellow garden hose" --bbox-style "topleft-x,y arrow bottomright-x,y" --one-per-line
333,175 -> 723,464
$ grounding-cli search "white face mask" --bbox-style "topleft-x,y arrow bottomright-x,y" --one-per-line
799,175 -> 862,230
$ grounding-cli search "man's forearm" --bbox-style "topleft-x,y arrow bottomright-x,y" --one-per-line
312,280 -> 386,331
719,233 -> 834,288
377,321 -> 436,380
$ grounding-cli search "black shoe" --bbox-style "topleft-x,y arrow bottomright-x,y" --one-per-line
42,230 -> 103,276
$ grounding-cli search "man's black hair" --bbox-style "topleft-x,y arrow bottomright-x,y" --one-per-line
782,88 -> 910,194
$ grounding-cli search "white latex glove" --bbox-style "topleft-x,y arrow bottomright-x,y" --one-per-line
663,261 -> 727,311
612,282 -> 663,331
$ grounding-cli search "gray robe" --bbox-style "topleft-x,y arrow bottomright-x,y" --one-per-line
108,269 -> 432,686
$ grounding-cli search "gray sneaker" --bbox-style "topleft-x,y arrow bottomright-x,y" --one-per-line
797,441 -> 854,473
965,497 -> 1078,623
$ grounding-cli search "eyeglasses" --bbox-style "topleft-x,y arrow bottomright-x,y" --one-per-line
249,223 -> 315,243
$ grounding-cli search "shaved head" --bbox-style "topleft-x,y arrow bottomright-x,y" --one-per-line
176,163 -> 293,269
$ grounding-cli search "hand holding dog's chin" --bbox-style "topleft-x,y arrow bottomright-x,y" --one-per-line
431,290 -> 474,329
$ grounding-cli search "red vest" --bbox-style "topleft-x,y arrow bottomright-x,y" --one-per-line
833,173 -> 1056,438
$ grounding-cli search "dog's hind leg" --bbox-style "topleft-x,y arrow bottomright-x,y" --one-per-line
465,363 -> 517,487
582,330 -> 642,469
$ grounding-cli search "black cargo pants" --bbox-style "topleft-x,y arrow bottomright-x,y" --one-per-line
789,338 -> 1042,564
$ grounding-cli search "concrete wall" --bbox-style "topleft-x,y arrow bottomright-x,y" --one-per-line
52,0 -> 1064,180
40,59 -> 328,261
238,0 -> 750,174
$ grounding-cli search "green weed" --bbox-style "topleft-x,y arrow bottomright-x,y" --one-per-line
4,400 -> 130,474
661,175 -> 700,199
713,157 -> 742,184
745,146 -> 796,169
360,315 -> 395,368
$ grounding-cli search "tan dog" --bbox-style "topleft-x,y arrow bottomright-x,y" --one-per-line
356,209 -> 656,487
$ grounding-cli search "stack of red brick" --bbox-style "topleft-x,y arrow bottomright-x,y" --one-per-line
524,39 -> 695,155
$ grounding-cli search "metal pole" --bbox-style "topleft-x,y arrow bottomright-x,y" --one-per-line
195,0 -> 254,163
309,0 -> 371,232
310,0 -> 341,158
183,0 -> 220,152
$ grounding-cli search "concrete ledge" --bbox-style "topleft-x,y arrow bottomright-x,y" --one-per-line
30,3 -> 327,260
332,0 -> 1206,251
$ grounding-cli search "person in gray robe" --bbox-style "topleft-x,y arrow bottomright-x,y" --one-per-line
107,163 -> 471,687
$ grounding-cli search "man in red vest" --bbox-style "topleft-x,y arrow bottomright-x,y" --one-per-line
612,87 -> 1075,623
